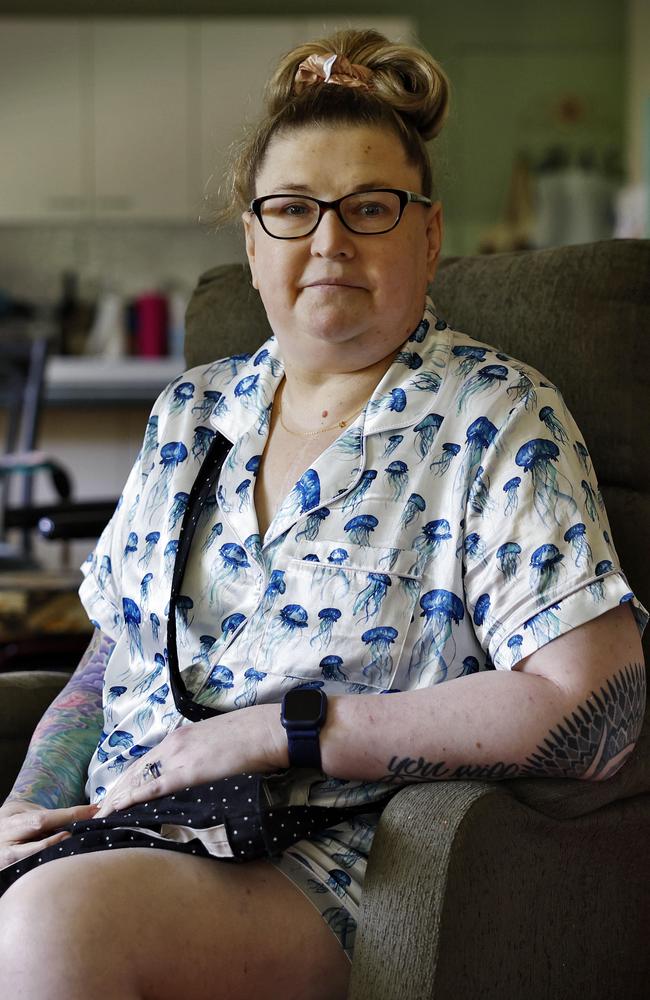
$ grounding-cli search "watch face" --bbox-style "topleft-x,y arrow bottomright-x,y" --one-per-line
284,689 -> 323,724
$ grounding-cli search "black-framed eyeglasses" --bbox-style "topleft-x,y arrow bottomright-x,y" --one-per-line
249,188 -> 432,239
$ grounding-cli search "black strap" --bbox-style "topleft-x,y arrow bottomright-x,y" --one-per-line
167,431 -> 232,721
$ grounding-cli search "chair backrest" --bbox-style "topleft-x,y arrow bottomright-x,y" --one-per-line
0,334 -> 49,554
184,240 -> 650,664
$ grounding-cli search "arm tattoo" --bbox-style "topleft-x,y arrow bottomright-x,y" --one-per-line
6,629 -> 115,808
380,662 -> 647,785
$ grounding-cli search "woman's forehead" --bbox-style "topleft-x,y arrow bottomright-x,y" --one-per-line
255,124 -> 418,193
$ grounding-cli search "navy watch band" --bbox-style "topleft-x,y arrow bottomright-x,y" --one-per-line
281,689 -> 327,769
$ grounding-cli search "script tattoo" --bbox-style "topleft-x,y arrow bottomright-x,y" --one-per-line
6,628 -> 115,808
380,662 -> 646,785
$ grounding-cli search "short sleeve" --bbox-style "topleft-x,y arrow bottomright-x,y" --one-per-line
78,402 -> 161,642
461,383 -> 648,670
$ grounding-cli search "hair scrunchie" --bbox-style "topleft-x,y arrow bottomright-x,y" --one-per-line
293,52 -> 374,93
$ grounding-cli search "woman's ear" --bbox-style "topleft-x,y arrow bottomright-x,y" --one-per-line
425,201 -> 444,283
242,212 -> 259,290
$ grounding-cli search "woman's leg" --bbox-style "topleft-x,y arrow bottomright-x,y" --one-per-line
0,849 -> 351,1000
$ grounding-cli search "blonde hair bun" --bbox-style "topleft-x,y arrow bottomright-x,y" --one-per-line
265,28 -> 450,142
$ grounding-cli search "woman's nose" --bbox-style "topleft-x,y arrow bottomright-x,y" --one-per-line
310,208 -> 356,258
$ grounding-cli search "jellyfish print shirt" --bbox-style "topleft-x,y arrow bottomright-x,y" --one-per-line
79,296 -> 647,811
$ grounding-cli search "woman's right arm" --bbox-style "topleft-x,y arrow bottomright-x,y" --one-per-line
4,627 -> 115,810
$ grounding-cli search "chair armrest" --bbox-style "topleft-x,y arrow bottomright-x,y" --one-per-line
0,670 -> 71,801
0,450 -> 72,499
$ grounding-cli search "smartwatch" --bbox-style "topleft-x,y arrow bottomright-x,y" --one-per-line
281,688 -> 328,769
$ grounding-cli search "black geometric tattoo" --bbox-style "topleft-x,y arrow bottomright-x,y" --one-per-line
379,662 -> 646,785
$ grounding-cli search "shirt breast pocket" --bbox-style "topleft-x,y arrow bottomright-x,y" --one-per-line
253,540 -> 422,692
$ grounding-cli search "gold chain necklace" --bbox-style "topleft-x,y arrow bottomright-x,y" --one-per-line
277,397 -> 365,438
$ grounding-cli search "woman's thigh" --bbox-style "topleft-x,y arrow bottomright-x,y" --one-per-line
0,848 -> 351,1000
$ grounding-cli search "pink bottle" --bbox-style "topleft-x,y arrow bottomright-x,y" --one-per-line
135,293 -> 168,357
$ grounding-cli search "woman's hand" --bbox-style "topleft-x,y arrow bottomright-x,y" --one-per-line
94,704 -> 287,818
0,800 -> 99,869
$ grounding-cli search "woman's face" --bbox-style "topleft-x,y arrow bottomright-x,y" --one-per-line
243,125 -> 443,375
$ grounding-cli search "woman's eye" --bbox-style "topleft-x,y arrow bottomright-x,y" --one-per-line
357,202 -> 387,217
281,202 -> 313,217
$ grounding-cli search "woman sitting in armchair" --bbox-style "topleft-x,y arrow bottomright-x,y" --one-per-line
0,27 -> 646,1000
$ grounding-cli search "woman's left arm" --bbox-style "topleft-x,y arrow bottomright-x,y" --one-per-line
309,603 -> 646,784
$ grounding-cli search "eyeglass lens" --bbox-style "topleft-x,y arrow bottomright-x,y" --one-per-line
259,191 -> 403,237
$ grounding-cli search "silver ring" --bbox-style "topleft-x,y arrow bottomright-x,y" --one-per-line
142,760 -> 163,783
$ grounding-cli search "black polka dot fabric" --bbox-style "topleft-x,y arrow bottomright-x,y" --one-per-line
0,772 -> 387,897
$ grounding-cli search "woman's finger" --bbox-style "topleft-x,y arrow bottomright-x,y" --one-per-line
0,829 -> 73,870
5,803 -> 99,841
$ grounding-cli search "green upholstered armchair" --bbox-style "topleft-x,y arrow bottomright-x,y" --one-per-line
2,240 -> 648,999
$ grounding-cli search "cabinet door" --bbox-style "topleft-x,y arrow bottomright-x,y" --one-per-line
0,19 -> 88,221
91,19 -> 192,221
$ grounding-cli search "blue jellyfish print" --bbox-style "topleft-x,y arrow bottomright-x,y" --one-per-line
460,656 -> 480,676
409,370 -> 441,393
429,442 -> 461,477
236,478 -> 252,511
123,531 -> 138,560
384,461 -> 409,501
145,442 -> 189,517
234,373 -> 266,413
191,425 -> 216,461
313,548 -> 351,600
452,345 -> 487,378
325,869 -> 352,899
253,347 -> 283,376
341,471 -> 377,514
133,653 -> 165,695
164,539 -> 179,577
454,417 -> 498,504
581,480 -> 600,522
175,595 -> 194,646
506,372 -> 537,411
564,523 -> 593,569
208,543 -> 250,604
523,604 -> 562,645
367,387 -> 407,417
107,753 -> 130,775
343,514 -> 378,547
395,349 -> 423,370
108,729 -> 134,750
539,405 -> 568,445
94,786 -> 107,802
382,434 -> 404,458
310,607 -> 342,649
201,521 -> 223,553
361,626 -> 399,686
573,441 -> 591,475
508,634 -> 524,665
408,589 -> 465,682
333,425 -> 364,460
126,493 -> 141,526
410,519 -> 452,575
588,559 -> 614,603
413,413 -> 444,461
169,381 -> 195,414
123,598 -> 144,661
473,592 -> 491,628
467,465 -> 494,516
134,683 -> 169,733
456,364 -> 509,415
353,573 -> 392,623
320,655 -> 348,682
204,664 -> 234,701
149,612 -> 160,642
205,353 -> 251,385
98,555 -> 112,590
140,572 -> 153,610
234,667 -> 267,708
137,531 -> 160,569
244,532 -> 262,564
296,507 -> 331,542
246,455 -> 261,477
260,570 -> 286,614
287,468 -> 321,516
378,547 -> 401,572
128,745 -> 153,760
515,439 -> 577,526
400,493 -> 426,530
267,603 -> 309,654
192,634 -> 217,664
496,541 -> 522,582
457,531 -> 489,568
224,436 -> 246,475
408,316 -> 430,342
222,612 -> 246,639
139,414 -> 159,478
502,476 -> 521,516
192,390 -> 225,421
168,492 -> 189,532
216,483 -> 232,514
105,685 -> 127,725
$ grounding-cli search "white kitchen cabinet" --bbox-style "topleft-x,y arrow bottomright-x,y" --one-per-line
0,19 -> 89,221
91,19 -> 193,221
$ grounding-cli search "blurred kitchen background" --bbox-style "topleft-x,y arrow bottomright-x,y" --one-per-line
0,0 -> 649,598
